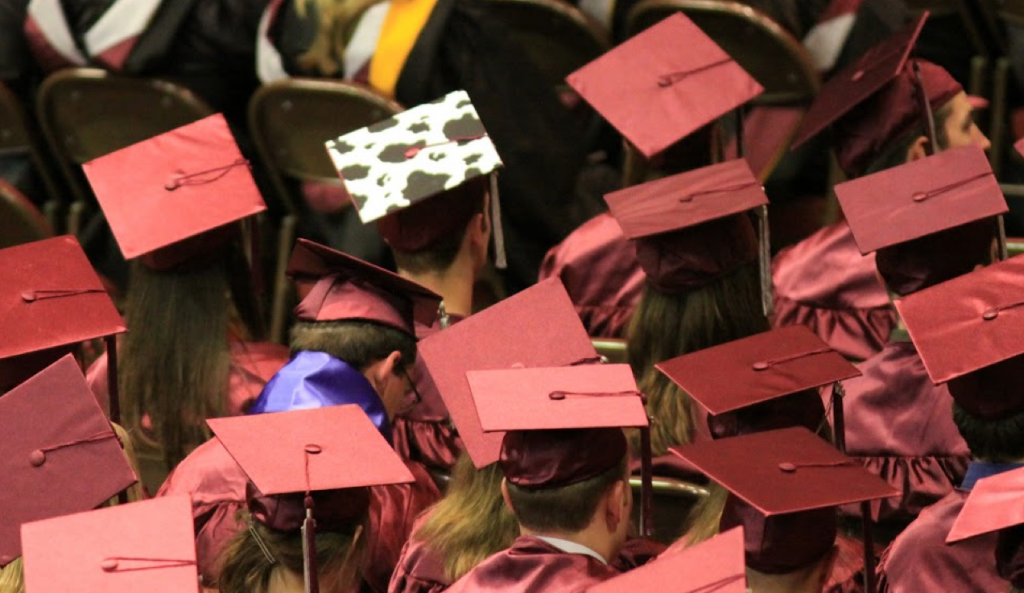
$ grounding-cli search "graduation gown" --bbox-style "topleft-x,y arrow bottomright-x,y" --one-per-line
876,462 -> 1023,592
771,221 -> 897,362
157,436 -> 441,592
391,316 -> 465,472
838,340 -> 970,526
263,0 -> 589,291
444,536 -> 621,593
538,212 -> 645,339
86,340 -> 291,418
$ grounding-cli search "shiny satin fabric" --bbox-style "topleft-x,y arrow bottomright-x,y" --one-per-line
877,489 -> 1010,592
157,437 -> 441,592
538,213 -> 645,339
444,536 -> 621,593
996,525 -> 1024,587
248,351 -> 392,442
86,340 -> 291,417
837,341 -> 970,524
772,222 -> 897,362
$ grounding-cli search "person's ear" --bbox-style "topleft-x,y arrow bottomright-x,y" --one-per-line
605,479 -> 629,532
905,135 -> 930,162
372,350 -> 403,388
501,478 -> 516,514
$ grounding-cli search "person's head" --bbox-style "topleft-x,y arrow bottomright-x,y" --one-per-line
500,428 -> 633,561
744,548 -> 837,593
628,262 -> 770,453
217,512 -> 364,593
952,401 -> 1024,464
379,177 -> 491,279
289,319 -> 418,418
414,454 -> 519,581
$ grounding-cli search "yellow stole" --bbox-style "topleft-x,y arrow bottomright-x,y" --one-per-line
368,0 -> 441,98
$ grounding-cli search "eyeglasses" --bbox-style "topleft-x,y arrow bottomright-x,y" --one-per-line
401,366 -> 422,407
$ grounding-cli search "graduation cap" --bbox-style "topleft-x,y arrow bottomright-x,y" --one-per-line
839,146 -> 1005,296
792,14 -> 966,178
584,527 -> 747,593
21,495 -> 198,593
895,254 -> 1024,420
604,159 -> 772,315
326,90 -> 507,267
286,238 -> 442,336
672,427 -> 899,591
946,466 -> 1024,587
0,236 -> 126,418
567,13 -> 763,158
83,113 -> 266,270
656,325 -> 860,449
208,405 -> 415,593
468,364 -> 655,536
0,355 -> 137,567
416,277 -> 598,470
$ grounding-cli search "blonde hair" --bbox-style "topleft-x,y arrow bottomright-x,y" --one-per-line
0,424 -> 143,593
680,483 -> 727,548
414,454 -> 519,582
295,0 -> 390,76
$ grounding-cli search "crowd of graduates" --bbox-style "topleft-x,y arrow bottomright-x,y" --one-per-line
4,1 -> 1024,593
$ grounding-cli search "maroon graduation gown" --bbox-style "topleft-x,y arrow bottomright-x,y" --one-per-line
877,488 -> 1008,592
537,212 -> 645,339
838,340 -> 970,525
445,536 -> 621,593
771,221 -> 897,362
157,436 -> 441,592
391,316 -> 466,472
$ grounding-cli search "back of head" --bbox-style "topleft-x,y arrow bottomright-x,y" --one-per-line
951,354 -> 1024,463
289,319 -> 417,372
875,218 -> 995,296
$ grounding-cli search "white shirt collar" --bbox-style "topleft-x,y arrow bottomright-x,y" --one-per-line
535,536 -> 608,564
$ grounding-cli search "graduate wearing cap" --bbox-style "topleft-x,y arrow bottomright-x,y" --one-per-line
657,325 -> 869,592
601,159 -> 773,463
157,239 -> 443,592
258,0 -> 589,293
828,145 -> 1006,537
541,14 -> 767,340
80,113 -> 290,479
390,278 -> 664,593
0,355 -> 142,590
876,256 -> 1024,592
673,427 -> 900,593
772,14 -> 990,362
328,90 -> 501,472
444,364 -> 652,593
211,406 -> 416,593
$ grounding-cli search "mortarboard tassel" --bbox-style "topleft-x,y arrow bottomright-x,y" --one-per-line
757,204 -> 773,318
831,382 -> 846,454
106,335 -> 121,426
490,172 -> 507,270
438,301 -> 451,330
912,61 -> 938,156
302,444 -> 321,593
862,500 -> 878,593
999,215 -> 1009,261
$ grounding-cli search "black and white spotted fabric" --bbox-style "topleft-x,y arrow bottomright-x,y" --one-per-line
326,90 -> 503,224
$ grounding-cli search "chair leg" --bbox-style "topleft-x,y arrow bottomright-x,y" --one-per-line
67,199 -> 87,237
270,214 -> 298,345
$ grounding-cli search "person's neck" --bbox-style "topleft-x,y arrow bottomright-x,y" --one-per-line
397,258 -> 476,318
520,525 -> 617,564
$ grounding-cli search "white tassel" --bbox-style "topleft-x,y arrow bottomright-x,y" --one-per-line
490,172 -> 507,269
758,204 -> 773,318
998,214 -> 1009,261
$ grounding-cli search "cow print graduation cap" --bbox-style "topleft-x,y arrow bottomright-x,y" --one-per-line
325,90 -> 503,225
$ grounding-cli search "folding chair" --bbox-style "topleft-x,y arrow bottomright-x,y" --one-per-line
629,475 -> 710,544
0,178 -> 53,249
593,338 -> 629,364
247,78 -> 404,344
0,82 -> 66,231
35,68 -> 215,236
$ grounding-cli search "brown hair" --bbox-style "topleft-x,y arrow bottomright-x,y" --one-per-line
119,243 -> 261,468
414,454 -> 519,581
294,0 -> 390,76
216,514 -> 364,593
506,455 -> 628,534
289,319 -> 417,372
628,263 -> 769,455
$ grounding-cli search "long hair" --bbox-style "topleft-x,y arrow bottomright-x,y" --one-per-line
217,514 -> 364,593
628,263 -> 769,455
414,454 -> 519,582
119,243 -> 262,467
295,0 -> 390,76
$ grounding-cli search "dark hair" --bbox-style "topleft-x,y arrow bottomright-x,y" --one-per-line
216,514 -> 364,593
289,319 -> 417,372
505,455 -> 628,533
952,403 -> 1024,462
120,243 -> 262,467
390,185 -> 487,275
628,262 -> 769,454
862,101 -> 953,176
